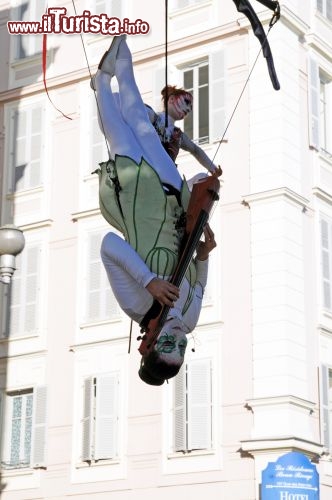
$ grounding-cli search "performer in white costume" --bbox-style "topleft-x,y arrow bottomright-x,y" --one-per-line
94,36 -> 218,385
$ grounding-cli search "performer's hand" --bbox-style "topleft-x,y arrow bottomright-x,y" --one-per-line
146,278 -> 180,307
196,224 -> 217,261
212,165 -> 222,177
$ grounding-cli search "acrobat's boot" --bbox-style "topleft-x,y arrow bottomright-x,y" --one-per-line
98,34 -> 127,76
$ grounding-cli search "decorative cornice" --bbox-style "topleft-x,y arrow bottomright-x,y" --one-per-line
240,437 -> 324,459
242,187 -> 310,208
246,395 -> 316,413
312,187 -> 332,205
306,33 -> 332,64
18,219 -> 53,231
71,208 -> 100,222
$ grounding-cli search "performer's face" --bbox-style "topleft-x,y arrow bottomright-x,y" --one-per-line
168,93 -> 193,121
156,319 -> 188,367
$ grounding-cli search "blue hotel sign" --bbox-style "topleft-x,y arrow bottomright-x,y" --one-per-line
262,452 -> 319,500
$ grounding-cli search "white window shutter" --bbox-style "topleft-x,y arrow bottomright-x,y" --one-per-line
173,365 -> 187,452
90,95 -> 108,172
94,373 -> 119,460
9,243 -> 40,337
86,230 -> 119,323
82,378 -> 94,462
187,358 -> 212,450
209,50 -> 226,143
321,218 -> 332,310
31,386 -> 47,468
24,245 -> 40,332
11,105 -> 43,191
321,365 -> 331,450
308,56 -> 320,150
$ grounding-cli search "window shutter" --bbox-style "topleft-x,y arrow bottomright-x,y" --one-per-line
209,50 -> 226,143
187,358 -> 212,450
90,95 -> 108,172
9,243 -> 40,337
31,386 -> 47,468
94,373 -> 119,460
321,218 -> 332,310
82,378 -> 93,462
308,56 -> 320,150
11,105 -> 43,192
321,365 -> 331,450
86,230 -> 119,323
174,365 -> 187,452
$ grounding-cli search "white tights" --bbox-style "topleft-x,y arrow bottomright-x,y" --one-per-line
95,38 -> 182,191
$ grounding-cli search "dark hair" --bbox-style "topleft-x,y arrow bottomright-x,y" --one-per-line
161,85 -> 193,109
138,349 -> 183,386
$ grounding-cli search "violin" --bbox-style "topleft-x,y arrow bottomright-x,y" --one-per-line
138,174 -> 220,356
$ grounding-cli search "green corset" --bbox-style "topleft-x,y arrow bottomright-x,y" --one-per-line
96,155 -> 196,285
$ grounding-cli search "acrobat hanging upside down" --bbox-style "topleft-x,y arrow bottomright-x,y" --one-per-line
93,36 -> 220,386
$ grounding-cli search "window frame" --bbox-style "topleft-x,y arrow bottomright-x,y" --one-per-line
320,215 -> 332,312
182,60 -> 210,145
11,0 -> 46,61
1,386 -> 47,471
81,372 -> 120,464
173,357 -> 213,454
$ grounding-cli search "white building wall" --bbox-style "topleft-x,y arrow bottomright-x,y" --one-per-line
0,1 -> 331,499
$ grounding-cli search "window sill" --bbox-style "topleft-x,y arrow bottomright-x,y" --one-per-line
0,466 -> 34,478
167,448 -> 215,459
6,185 -> 44,199
76,458 -> 120,469
10,53 -> 43,71
79,317 -> 122,329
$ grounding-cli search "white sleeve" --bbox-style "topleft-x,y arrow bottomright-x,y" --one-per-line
181,132 -> 218,173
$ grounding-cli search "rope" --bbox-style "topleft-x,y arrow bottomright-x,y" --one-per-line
164,0 -> 169,129
211,14 -> 278,164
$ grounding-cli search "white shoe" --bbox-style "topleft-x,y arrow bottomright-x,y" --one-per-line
98,34 -> 127,76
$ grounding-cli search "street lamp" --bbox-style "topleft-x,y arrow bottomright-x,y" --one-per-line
0,225 -> 25,284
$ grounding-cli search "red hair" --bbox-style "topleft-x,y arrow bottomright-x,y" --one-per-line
161,85 -> 193,108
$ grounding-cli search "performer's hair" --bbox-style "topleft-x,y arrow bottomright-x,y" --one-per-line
161,85 -> 193,109
138,350 -> 183,386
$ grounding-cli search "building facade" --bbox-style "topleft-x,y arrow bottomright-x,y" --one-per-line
0,0 -> 331,498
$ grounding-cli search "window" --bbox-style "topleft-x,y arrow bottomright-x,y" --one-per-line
317,0 -> 332,21
81,374 -> 119,462
1,387 -> 47,470
84,229 -> 120,324
2,242 -> 41,338
14,0 -> 46,59
173,358 -> 212,452
321,365 -> 332,452
308,58 -> 332,154
183,62 -> 209,144
321,216 -> 332,311
181,51 -> 226,145
87,0 -> 121,16
320,74 -> 332,154
8,103 -> 44,193
89,94 -> 108,173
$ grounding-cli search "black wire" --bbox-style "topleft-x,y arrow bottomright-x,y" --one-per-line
165,0 -> 169,129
